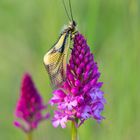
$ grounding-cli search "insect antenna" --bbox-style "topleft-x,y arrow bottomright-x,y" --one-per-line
62,0 -> 71,21
68,0 -> 74,21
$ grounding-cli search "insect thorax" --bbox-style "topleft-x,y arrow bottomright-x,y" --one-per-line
62,21 -> 77,38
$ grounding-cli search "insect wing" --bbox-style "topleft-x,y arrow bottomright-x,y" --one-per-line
44,32 -> 70,89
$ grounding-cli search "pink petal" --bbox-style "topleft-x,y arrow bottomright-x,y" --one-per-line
14,121 -> 21,128
52,120 -> 60,128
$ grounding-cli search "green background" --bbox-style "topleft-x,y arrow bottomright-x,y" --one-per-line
0,0 -> 140,140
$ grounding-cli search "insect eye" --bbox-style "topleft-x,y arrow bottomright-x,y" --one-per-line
73,20 -> 76,27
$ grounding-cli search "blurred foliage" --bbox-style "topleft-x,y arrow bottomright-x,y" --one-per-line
0,0 -> 140,140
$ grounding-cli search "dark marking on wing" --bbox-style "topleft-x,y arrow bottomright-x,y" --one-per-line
44,32 -> 69,89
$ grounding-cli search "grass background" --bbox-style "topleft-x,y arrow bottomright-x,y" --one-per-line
0,0 -> 140,140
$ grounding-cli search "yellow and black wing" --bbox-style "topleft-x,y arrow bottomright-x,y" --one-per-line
43,32 -> 70,89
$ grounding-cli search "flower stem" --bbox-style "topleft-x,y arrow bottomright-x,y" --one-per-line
71,121 -> 78,140
27,131 -> 33,140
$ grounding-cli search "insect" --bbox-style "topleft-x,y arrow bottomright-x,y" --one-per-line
43,0 -> 77,89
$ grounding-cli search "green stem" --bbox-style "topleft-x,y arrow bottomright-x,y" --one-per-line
27,131 -> 33,140
71,121 -> 78,140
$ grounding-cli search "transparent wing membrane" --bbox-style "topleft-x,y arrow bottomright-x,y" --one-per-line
44,33 -> 70,89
